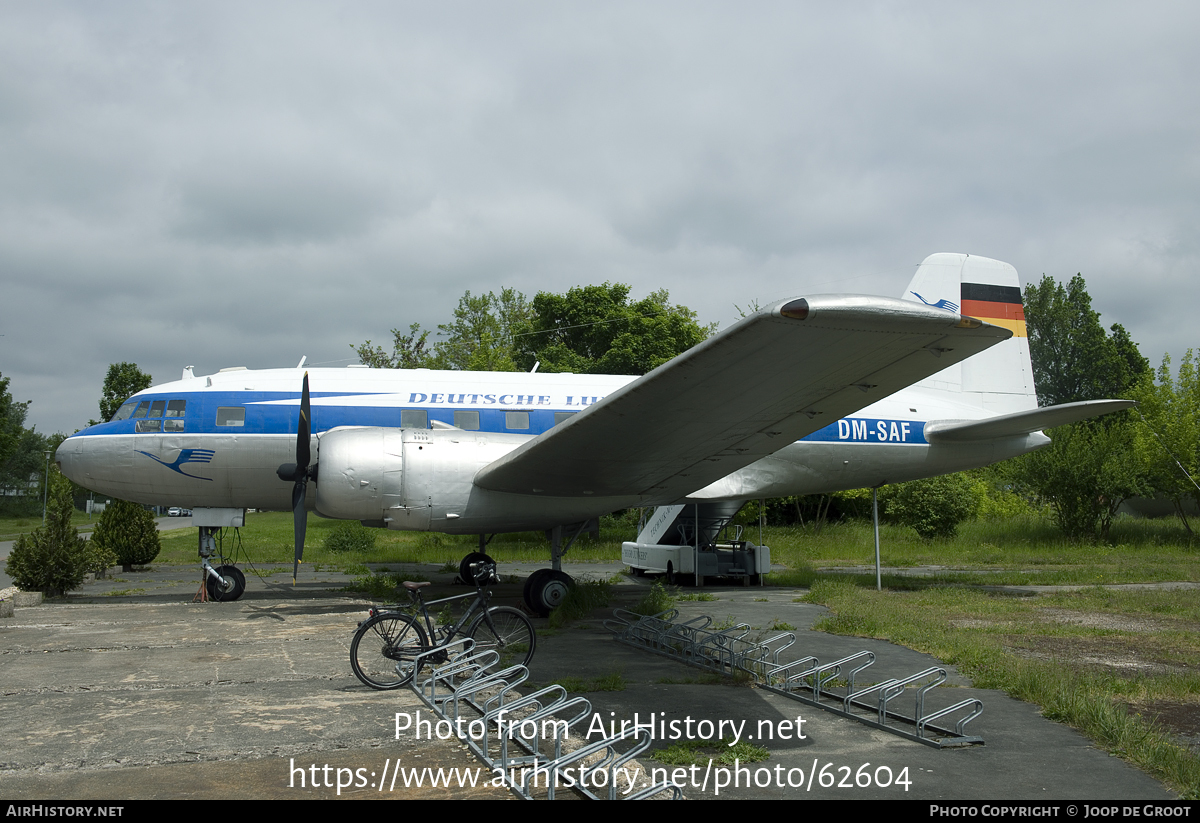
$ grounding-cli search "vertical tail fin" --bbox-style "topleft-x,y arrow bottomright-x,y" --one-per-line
902,253 -> 1036,414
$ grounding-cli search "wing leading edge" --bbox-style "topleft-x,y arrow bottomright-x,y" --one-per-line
473,294 -> 1011,501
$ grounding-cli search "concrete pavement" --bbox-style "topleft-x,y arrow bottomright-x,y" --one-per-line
0,560 -> 1177,800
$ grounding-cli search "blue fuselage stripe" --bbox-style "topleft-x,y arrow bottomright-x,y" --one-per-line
77,391 -> 928,444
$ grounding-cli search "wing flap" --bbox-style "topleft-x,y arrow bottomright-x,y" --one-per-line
474,295 -> 1011,499
924,399 -> 1136,443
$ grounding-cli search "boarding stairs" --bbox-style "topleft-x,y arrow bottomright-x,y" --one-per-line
624,502 -> 770,585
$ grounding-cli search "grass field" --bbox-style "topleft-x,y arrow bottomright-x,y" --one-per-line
0,510 -> 98,541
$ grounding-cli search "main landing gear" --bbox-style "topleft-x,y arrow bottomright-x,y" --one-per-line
455,527 -> 583,617
521,522 -> 587,616
523,569 -> 573,617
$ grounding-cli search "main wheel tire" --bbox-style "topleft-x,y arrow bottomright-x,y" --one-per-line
469,606 -> 536,670
459,552 -> 494,584
522,569 -> 552,613
350,613 -> 429,690
206,564 -> 246,602
537,570 -> 573,615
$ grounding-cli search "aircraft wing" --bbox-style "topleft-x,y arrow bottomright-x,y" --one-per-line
924,399 -> 1136,443
473,295 -> 1011,501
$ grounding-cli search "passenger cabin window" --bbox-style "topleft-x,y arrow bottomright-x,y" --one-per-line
453,411 -> 480,431
505,411 -> 529,430
553,412 -> 576,426
401,410 -> 428,429
216,407 -> 245,427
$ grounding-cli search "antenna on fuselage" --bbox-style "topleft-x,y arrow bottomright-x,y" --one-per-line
297,356 -> 307,369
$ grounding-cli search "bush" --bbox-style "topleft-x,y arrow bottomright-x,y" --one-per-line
323,521 -> 378,554
4,472 -> 88,596
84,537 -> 118,578
882,473 -> 981,539
90,499 -> 161,571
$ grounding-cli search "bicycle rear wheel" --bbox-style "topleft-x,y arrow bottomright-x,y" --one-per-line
468,606 -> 535,670
351,612 -> 429,689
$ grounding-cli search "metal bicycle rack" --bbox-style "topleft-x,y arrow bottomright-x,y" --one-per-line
408,638 -> 682,800
606,608 -> 984,749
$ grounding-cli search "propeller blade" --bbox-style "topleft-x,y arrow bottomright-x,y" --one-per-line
292,474 -> 307,583
291,372 -> 312,584
297,372 -> 311,471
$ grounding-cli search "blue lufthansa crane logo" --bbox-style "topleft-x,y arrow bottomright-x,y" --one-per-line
910,291 -> 959,313
136,448 -> 216,481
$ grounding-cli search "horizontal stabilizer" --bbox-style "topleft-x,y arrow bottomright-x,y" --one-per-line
924,399 -> 1136,443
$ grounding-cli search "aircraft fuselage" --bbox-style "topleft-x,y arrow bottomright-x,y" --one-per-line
57,365 -> 1045,533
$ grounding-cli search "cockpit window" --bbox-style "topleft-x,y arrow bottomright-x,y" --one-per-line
165,400 -> 186,417
111,402 -> 139,422
149,400 -> 166,418
131,402 -> 150,419
216,407 -> 245,427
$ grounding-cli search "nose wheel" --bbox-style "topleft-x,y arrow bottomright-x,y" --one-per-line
206,564 -> 246,602
522,569 -> 574,617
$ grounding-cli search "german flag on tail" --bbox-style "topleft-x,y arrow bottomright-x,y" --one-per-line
960,283 -> 1026,337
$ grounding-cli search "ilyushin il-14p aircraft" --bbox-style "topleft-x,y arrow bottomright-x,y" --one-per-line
57,253 -> 1131,613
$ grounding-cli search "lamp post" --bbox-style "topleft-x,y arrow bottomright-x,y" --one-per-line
42,450 -> 52,524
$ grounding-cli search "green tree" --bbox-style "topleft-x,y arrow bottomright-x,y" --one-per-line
1133,351 -> 1200,533
354,285 -> 712,376
1024,274 -> 1149,406
4,470 -> 89,596
89,499 -> 161,571
1014,418 -> 1147,541
0,371 -> 27,468
514,284 -> 716,375
0,427 -> 50,516
431,288 -> 532,371
881,473 -> 982,539
353,323 -> 434,370
0,374 -> 51,517
92,362 -> 152,426
1014,273 -> 1152,540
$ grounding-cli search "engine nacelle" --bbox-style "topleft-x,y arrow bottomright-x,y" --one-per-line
313,426 -> 529,529
314,427 -> 405,521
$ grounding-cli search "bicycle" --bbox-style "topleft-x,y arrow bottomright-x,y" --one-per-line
350,562 -> 536,690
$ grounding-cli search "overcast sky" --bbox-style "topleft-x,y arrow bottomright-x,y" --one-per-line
2,2 -> 1197,435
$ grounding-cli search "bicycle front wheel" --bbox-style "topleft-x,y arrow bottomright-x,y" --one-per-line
469,606 -> 536,670
351,612 -> 429,690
